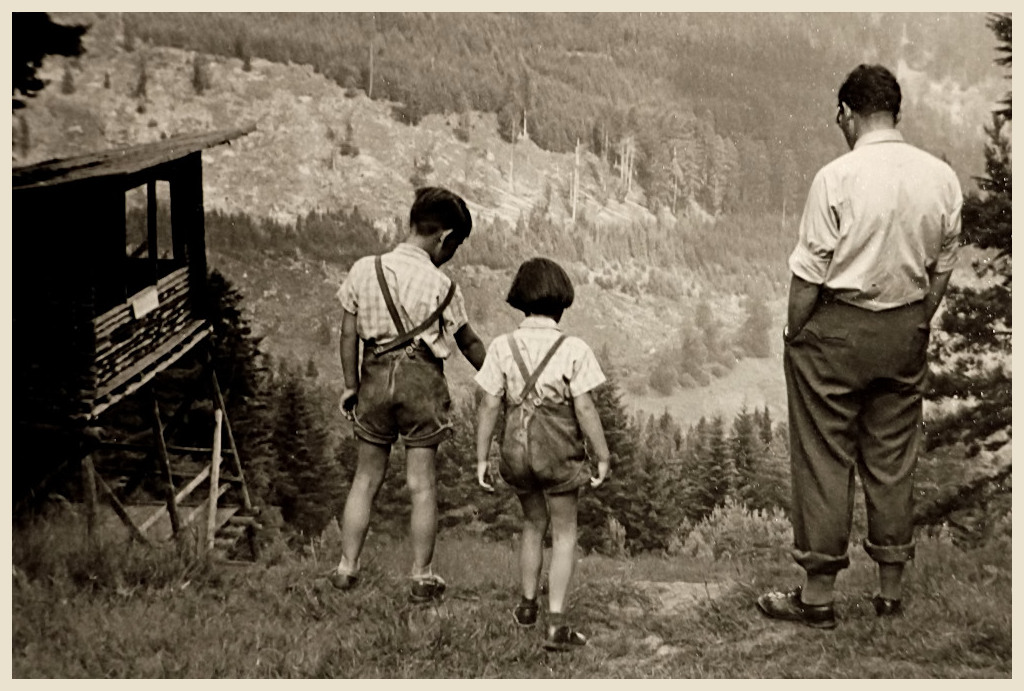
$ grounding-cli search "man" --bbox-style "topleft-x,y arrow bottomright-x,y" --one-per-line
757,64 -> 962,629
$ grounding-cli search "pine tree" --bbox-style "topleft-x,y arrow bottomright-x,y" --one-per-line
132,54 -> 148,100
920,13 -> 1011,536
269,362 -> 344,539
730,406 -> 763,507
12,13 -> 86,109
739,293 -> 772,358
683,416 -> 736,521
925,14 -> 1011,453
192,53 -> 211,95
60,64 -> 75,95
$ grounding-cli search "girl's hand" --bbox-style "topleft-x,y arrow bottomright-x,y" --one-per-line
477,462 -> 495,493
590,456 -> 611,488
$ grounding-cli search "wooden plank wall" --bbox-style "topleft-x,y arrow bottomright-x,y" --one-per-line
92,267 -> 193,396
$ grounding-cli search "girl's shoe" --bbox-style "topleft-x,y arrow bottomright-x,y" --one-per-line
329,572 -> 358,590
513,598 -> 539,627
543,625 -> 588,651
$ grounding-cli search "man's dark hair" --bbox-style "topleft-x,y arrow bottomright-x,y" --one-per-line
409,186 -> 472,239
838,64 -> 902,119
506,257 -> 575,320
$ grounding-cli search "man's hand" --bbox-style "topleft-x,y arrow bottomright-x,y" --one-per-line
339,387 -> 358,421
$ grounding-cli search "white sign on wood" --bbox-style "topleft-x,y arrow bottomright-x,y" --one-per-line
131,286 -> 160,319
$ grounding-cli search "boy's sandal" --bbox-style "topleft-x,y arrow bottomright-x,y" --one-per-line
409,573 -> 447,603
543,625 -> 588,651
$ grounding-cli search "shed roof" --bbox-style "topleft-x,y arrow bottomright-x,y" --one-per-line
12,125 -> 256,191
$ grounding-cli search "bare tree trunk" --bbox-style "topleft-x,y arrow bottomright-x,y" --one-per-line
367,14 -> 375,99
572,137 -> 580,223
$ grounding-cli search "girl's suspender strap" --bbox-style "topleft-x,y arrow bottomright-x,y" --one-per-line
507,334 -> 568,401
372,255 -> 458,356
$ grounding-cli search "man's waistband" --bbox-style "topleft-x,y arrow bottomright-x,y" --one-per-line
820,289 -> 924,313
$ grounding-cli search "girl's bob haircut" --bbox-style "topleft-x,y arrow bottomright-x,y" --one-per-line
506,257 -> 575,317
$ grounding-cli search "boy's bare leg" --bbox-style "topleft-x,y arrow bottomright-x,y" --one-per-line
518,491 -> 550,600
406,445 -> 439,577
338,440 -> 390,573
546,490 -> 580,614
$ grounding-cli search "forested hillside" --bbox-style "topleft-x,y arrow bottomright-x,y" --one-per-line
124,12 -> 998,215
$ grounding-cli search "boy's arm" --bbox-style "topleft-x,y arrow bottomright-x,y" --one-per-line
455,323 -> 487,370
339,310 -> 360,416
475,390 -> 502,492
573,391 -> 611,487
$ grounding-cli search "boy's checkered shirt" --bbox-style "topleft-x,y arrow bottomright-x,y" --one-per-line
337,243 -> 469,359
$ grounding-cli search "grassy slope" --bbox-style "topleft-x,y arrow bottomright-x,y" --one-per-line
12,517 -> 1011,678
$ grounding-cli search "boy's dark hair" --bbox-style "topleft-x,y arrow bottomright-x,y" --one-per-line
410,186 -> 472,239
506,257 -> 575,319
838,64 -> 901,119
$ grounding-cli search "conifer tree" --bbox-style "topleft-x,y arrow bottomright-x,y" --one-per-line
60,64 -> 75,95
925,13 -> 1011,454
12,12 -> 86,109
920,13 -> 1011,533
269,362 -> 344,539
739,293 -> 772,358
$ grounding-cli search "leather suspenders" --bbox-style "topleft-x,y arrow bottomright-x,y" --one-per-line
371,255 -> 456,357
507,334 -> 568,404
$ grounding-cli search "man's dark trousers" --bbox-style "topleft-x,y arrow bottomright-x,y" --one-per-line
784,297 -> 929,576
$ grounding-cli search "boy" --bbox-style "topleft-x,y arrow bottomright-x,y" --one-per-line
331,187 -> 486,602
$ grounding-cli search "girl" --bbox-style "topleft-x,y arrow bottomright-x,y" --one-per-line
474,257 -> 611,651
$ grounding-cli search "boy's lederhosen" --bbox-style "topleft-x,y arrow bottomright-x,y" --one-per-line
784,292 -> 929,575
499,335 -> 591,495
352,256 -> 456,448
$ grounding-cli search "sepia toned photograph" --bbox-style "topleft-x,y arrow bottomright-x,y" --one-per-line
10,10 -> 1011,678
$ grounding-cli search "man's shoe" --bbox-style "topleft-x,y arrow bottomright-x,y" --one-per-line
872,595 -> 903,617
329,571 -> 359,591
409,573 -> 447,603
543,625 -> 588,651
756,587 -> 837,630
513,598 -> 539,627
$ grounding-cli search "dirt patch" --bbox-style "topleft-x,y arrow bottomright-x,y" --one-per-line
632,580 -> 733,617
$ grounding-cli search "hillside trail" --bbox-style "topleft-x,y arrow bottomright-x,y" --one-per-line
301,569 -> 794,662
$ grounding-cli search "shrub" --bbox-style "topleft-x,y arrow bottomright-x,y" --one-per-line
648,366 -> 676,396
679,498 -> 791,562
708,362 -> 729,379
676,372 -> 699,389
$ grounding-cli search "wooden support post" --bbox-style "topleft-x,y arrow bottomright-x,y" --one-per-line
210,370 -> 252,512
151,395 -> 181,536
147,180 -> 158,283
119,372 -> 207,498
206,409 -> 223,553
82,454 -> 98,540
95,473 -> 152,546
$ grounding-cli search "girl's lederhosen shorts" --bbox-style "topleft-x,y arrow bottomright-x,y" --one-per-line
499,399 -> 590,495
